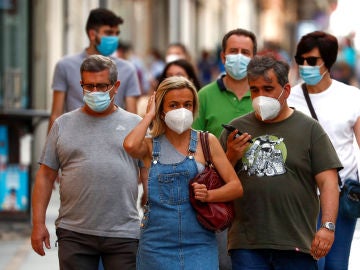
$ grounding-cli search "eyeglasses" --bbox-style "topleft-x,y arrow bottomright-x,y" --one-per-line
294,56 -> 321,66
81,83 -> 113,92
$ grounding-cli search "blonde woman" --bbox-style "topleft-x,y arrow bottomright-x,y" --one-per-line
123,76 -> 243,270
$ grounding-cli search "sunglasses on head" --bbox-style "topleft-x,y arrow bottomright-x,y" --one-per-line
294,56 -> 321,66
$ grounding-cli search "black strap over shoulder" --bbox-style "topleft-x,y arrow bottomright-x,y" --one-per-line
301,83 -> 318,120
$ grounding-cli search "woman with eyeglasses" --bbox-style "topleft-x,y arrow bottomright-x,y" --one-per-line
288,30 -> 360,270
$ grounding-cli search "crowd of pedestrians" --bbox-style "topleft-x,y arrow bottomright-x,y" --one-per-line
30,6 -> 360,270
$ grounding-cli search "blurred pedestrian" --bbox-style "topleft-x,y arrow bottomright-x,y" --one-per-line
158,59 -> 201,90
220,55 -> 342,270
197,49 -> 218,86
48,7 -> 141,133
137,59 -> 202,118
116,41 -> 151,94
165,42 -> 192,64
123,76 -> 243,269
257,40 -> 291,64
148,48 -> 166,82
31,55 -> 141,269
288,30 -> 360,270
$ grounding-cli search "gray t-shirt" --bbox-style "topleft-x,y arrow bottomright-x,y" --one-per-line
157,134 -> 204,173
52,50 -> 141,112
39,107 -> 142,238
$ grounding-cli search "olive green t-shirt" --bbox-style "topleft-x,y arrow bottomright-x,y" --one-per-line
192,76 -> 253,138
219,110 -> 342,254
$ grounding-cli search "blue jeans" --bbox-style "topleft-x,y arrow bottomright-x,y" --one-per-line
230,249 -> 317,270
317,205 -> 357,270
98,258 -> 104,270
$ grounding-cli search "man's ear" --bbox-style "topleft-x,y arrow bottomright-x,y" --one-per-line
220,51 -> 226,64
113,80 -> 121,93
88,29 -> 97,42
284,83 -> 291,98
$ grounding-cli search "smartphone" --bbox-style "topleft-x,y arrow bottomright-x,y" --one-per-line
221,124 -> 253,143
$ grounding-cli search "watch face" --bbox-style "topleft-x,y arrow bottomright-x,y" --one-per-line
323,222 -> 335,231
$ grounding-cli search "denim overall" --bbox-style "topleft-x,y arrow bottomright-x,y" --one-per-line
137,129 -> 218,270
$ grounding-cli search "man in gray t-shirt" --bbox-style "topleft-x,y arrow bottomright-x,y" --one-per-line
31,55 -> 141,269
48,8 -> 141,133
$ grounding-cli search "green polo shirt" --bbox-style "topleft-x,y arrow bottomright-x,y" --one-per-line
193,75 -> 253,138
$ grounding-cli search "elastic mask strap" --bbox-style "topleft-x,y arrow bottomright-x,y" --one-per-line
318,63 -> 328,78
277,88 -> 285,101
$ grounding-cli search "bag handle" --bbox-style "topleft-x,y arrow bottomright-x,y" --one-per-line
200,131 -> 213,167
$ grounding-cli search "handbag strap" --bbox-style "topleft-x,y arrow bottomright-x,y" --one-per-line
200,131 -> 213,167
301,83 -> 318,120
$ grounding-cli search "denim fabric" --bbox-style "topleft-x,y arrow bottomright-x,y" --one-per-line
317,194 -> 357,270
230,249 -> 318,270
137,130 -> 218,270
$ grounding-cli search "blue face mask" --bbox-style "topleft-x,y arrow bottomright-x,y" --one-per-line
299,64 -> 327,85
83,89 -> 113,112
224,54 -> 251,80
96,36 -> 119,56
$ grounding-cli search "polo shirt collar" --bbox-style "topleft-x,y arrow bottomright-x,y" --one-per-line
216,74 -> 227,92
216,74 -> 251,98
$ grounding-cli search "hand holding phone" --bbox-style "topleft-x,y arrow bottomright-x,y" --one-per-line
221,124 -> 253,143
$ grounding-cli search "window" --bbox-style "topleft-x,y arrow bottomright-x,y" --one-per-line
0,0 -> 30,109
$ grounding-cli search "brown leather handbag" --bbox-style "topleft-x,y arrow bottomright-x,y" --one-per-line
189,131 -> 235,232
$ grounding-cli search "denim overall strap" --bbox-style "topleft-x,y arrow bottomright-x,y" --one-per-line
152,130 -> 197,160
188,129 -> 198,154
152,136 -> 161,163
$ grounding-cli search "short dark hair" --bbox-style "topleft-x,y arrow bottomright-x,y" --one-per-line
158,59 -> 201,91
295,31 -> 338,70
222,28 -> 257,55
247,55 -> 289,87
85,8 -> 123,34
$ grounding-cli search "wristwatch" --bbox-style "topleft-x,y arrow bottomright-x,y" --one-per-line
320,221 -> 336,232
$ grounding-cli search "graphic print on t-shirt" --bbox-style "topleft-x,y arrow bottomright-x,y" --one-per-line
242,134 -> 287,177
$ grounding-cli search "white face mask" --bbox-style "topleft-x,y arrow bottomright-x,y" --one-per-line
252,89 -> 284,121
164,108 -> 193,134
165,54 -> 184,63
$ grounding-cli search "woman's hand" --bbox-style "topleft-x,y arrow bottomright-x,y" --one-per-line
192,182 -> 209,202
146,93 -> 156,119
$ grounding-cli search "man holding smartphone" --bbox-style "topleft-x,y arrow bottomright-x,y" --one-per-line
220,55 -> 341,270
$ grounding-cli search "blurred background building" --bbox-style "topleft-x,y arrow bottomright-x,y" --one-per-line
0,0 -> 355,221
